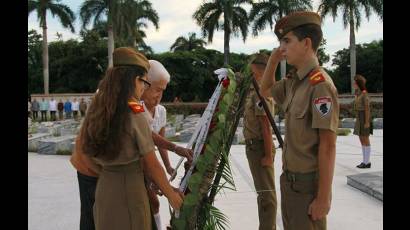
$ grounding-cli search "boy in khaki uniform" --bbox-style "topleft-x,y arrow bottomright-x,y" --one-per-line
243,53 -> 277,230
260,11 -> 339,230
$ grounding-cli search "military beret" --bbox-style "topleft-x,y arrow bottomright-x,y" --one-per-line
250,53 -> 269,66
274,11 -> 321,40
113,47 -> 150,72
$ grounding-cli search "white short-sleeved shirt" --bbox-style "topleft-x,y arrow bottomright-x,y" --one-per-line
142,103 -> 167,134
49,100 -> 57,111
71,101 -> 80,111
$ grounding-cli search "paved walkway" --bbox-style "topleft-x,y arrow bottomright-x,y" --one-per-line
28,130 -> 383,230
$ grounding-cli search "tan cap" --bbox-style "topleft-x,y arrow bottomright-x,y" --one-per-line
275,11 -> 321,40
250,53 -> 269,66
113,47 -> 150,72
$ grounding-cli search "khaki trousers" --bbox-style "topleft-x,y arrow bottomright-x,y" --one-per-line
245,140 -> 277,230
280,172 -> 327,230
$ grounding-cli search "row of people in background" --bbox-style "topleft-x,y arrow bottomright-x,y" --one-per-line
28,97 -> 88,121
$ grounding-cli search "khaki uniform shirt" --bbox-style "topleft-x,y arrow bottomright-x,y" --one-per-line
243,80 -> 275,140
354,91 -> 369,111
93,112 -> 155,166
271,58 -> 339,173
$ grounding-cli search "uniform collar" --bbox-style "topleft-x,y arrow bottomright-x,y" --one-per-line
296,57 -> 319,81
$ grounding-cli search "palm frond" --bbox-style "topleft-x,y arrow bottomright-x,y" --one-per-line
231,6 -> 249,42
341,4 -> 350,29
202,10 -> 222,42
28,0 -> 38,16
354,6 -> 362,30
79,0 -> 107,29
193,2 -> 219,26
48,3 -> 76,32
198,203 -> 230,230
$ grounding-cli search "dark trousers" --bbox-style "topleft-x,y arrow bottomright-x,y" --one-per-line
32,111 -> 38,120
40,111 -> 47,121
77,171 -> 98,230
50,111 -> 56,121
73,111 -> 79,120
58,111 -> 64,120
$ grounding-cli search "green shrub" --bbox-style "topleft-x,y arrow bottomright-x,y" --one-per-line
337,128 -> 351,136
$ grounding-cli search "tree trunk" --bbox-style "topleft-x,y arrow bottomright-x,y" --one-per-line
279,12 -> 286,79
107,25 -> 114,68
280,60 -> 286,79
42,15 -> 49,95
223,31 -> 230,66
349,9 -> 356,95
223,14 -> 230,66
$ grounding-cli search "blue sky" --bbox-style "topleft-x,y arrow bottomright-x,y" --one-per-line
28,0 -> 383,68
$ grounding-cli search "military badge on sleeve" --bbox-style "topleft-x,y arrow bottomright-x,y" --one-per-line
256,100 -> 263,110
313,96 -> 332,116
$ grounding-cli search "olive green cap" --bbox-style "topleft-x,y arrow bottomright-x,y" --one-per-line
274,11 -> 321,40
113,47 -> 150,72
250,53 -> 269,66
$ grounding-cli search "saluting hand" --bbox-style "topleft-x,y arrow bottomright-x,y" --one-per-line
308,198 -> 331,221
271,47 -> 286,61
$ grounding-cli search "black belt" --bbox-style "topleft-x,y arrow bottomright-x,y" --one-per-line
245,138 -> 264,145
284,170 -> 318,182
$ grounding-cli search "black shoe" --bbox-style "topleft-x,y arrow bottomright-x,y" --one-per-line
357,162 -> 371,169
356,162 -> 366,168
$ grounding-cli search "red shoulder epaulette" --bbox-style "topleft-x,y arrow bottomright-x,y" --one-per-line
128,101 -> 145,113
308,69 -> 325,86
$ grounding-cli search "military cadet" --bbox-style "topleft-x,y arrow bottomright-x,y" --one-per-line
353,74 -> 373,169
243,53 -> 277,230
79,47 -> 183,230
260,11 -> 339,229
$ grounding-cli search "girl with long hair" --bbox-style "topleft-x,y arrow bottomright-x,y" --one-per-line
80,47 -> 182,230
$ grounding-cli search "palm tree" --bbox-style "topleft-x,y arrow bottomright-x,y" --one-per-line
249,0 -> 312,78
318,0 -> 383,94
193,0 -> 251,66
170,32 -> 207,52
114,0 -> 159,47
80,0 -> 120,68
28,0 -> 75,95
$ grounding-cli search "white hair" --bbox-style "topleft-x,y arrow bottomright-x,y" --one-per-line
148,60 -> 170,83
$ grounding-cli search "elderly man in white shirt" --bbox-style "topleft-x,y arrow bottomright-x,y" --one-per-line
49,98 -> 57,121
141,60 -> 191,230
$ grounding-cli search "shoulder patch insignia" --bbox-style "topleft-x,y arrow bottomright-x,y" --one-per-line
309,70 -> 325,86
313,96 -> 332,116
128,101 -> 145,113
